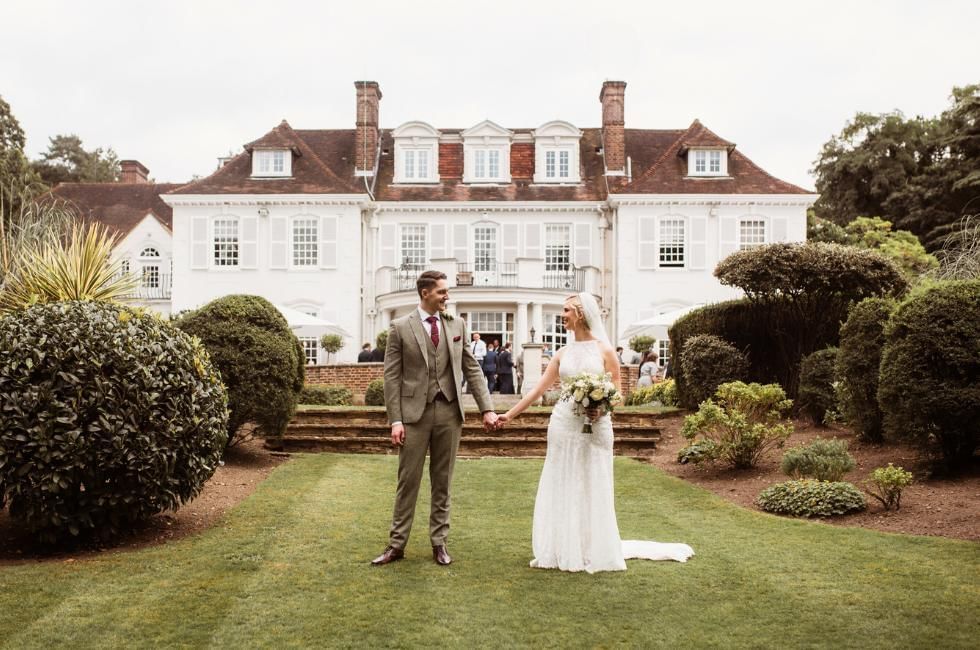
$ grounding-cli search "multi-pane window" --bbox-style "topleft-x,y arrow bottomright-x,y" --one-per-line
255,150 -> 287,175
658,339 -> 670,368
299,337 -> 319,365
120,259 -> 130,274
474,149 -> 500,180
405,150 -> 415,179
417,150 -> 429,178
694,151 -> 706,173
739,219 -> 766,251
659,218 -> 685,267
545,150 -> 555,178
542,314 -> 568,351
292,218 -> 318,266
400,225 -> 427,267
488,150 -> 499,178
709,150 -> 721,173
213,218 -> 239,267
559,150 -> 569,178
544,150 -> 571,179
474,226 -> 497,272
141,265 -> 160,288
403,150 -> 430,180
545,224 -> 571,271
475,150 -> 485,178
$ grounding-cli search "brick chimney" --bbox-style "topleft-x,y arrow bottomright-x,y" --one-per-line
119,160 -> 150,183
599,81 -> 627,175
354,81 -> 382,175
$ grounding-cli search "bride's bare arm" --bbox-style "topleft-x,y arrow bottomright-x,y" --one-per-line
499,351 -> 563,424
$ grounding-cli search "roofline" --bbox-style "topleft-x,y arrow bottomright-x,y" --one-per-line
609,193 -> 819,206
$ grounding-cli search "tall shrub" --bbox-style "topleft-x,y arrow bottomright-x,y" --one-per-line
713,242 -> 907,395
836,297 -> 895,442
797,347 -> 839,425
0,301 -> 228,542
176,295 -> 303,444
679,334 -> 748,409
878,280 -> 980,470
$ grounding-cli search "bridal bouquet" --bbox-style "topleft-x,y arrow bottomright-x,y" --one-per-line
559,372 -> 623,433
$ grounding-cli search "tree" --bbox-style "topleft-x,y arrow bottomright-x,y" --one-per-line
0,96 -> 45,222
812,85 -> 980,251
844,216 -> 938,278
320,333 -> 344,363
32,134 -> 120,185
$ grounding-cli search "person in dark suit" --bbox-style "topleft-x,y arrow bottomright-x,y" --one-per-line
370,346 -> 385,362
358,343 -> 373,362
496,342 -> 515,394
482,344 -> 498,393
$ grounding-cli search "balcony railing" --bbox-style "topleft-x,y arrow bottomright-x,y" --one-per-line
119,274 -> 172,301
382,262 -> 587,294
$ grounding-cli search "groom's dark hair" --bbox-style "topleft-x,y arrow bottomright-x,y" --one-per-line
416,270 -> 447,297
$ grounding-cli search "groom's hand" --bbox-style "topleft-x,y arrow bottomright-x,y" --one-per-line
482,411 -> 499,432
390,423 -> 405,447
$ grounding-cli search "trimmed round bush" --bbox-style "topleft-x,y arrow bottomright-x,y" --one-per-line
365,378 -> 385,406
797,348 -> 839,425
836,298 -> 895,442
176,295 -> 303,444
298,384 -> 353,406
679,335 -> 748,409
757,480 -> 866,517
0,301 -> 228,542
878,280 -> 980,470
781,438 -> 856,481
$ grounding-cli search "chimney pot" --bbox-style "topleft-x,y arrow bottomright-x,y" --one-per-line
354,81 -> 382,174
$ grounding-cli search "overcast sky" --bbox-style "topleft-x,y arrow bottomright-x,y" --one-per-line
3,0 -> 978,189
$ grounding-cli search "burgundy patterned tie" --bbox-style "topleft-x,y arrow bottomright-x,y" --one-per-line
426,315 -> 440,348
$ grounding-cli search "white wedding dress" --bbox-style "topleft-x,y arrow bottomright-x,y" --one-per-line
530,339 -> 695,573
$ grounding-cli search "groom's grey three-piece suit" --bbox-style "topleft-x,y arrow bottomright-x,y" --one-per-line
383,310 -> 493,550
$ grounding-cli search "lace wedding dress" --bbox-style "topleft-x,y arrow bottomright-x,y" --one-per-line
530,339 -> 695,573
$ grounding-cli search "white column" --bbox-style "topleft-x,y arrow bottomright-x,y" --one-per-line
514,301 -> 528,350
381,308 -> 393,331
531,302 -> 544,341
520,343 -> 545,401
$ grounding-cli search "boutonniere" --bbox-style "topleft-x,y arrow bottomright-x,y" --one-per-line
440,310 -> 455,322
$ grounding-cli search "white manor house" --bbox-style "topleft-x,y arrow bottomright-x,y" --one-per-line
55,80 -> 816,364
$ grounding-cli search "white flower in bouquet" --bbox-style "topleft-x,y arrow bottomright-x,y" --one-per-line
559,371 -> 622,434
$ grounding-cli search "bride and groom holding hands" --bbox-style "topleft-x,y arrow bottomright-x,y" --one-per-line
371,270 -> 693,572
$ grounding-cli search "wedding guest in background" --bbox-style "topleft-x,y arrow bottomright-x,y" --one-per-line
636,350 -> 661,388
358,342 -> 373,362
483,343 -> 499,393
496,342 -> 515,394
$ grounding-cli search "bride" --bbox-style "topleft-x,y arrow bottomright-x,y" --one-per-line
497,293 -> 694,573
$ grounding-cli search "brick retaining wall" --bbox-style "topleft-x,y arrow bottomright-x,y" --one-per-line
305,362 -> 639,396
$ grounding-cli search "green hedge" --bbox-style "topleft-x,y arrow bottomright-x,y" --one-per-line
780,438 -> 855,481
0,302 -> 228,542
836,298 -> 895,442
365,378 -> 385,406
299,384 -> 353,406
878,280 -> 980,470
679,334 -> 748,410
797,348 -> 839,425
176,295 -> 303,444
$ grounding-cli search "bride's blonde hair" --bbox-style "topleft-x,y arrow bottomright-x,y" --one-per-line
565,295 -> 590,330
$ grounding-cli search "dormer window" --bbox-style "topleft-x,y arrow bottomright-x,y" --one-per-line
393,121 -> 440,183
533,121 -> 581,184
462,120 -> 513,184
252,149 -> 291,177
689,148 -> 727,177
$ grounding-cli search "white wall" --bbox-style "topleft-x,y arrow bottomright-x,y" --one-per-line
613,194 -> 815,344
165,195 -> 364,362
113,214 -> 173,317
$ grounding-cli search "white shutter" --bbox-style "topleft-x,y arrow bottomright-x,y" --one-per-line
319,215 -> 338,269
453,223 -> 468,263
190,216 -> 208,269
380,223 -> 397,267
638,216 -> 656,270
771,217 -> 789,243
524,223 -> 541,259
719,216 -> 739,261
688,216 -> 708,270
502,223 -> 519,263
240,216 -> 258,269
269,216 -> 288,269
431,223 -> 448,259
574,223 -> 592,267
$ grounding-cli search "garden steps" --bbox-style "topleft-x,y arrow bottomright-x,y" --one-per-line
281,407 -> 663,457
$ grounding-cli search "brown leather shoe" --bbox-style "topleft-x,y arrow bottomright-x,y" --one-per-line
432,545 -> 452,566
371,546 -> 404,566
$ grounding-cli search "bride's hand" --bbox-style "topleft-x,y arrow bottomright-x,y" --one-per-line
496,413 -> 512,429
585,407 -> 600,420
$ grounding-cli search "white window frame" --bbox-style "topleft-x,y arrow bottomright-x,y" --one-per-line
298,336 -> 319,366
470,148 -> 505,182
544,224 -> 572,272
542,313 -> 568,351
687,148 -> 728,177
291,217 -> 319,268
399,224 -> 428,268
658,216 -> 687,269
396,146 -> 437,183
738,217 -> 767,251
533,121 -> 582,184
657,339 -> 670,368
251,149 -> 292,177
212,217 -> 240,269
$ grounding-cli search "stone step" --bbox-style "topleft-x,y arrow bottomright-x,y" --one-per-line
285,422 -> 661,437
292,407 -> 667,428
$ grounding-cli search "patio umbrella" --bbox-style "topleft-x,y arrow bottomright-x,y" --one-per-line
273,304 -> 351,337
620,304 -> 706,341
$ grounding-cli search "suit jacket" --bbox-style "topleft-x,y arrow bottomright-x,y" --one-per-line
483,349 -> 498,373
383,310 -> 492,425
497,350 -> 514,372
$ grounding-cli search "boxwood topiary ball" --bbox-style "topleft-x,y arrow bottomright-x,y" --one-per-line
0,301 -> 229,543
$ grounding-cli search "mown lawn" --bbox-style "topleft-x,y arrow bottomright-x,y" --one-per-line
0,455 -> 977,648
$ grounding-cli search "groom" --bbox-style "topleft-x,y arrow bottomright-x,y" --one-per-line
372,270 -> 498,566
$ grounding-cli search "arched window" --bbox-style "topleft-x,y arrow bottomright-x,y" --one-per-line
140,247 -> 161,288
140,247 -> 160,258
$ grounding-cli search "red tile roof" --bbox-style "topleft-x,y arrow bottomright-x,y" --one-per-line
50,182 -> 184,236
163,120 -> 812,199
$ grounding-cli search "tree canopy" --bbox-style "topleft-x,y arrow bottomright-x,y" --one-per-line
32,134 -> 120,185
812,84 -> 980,251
